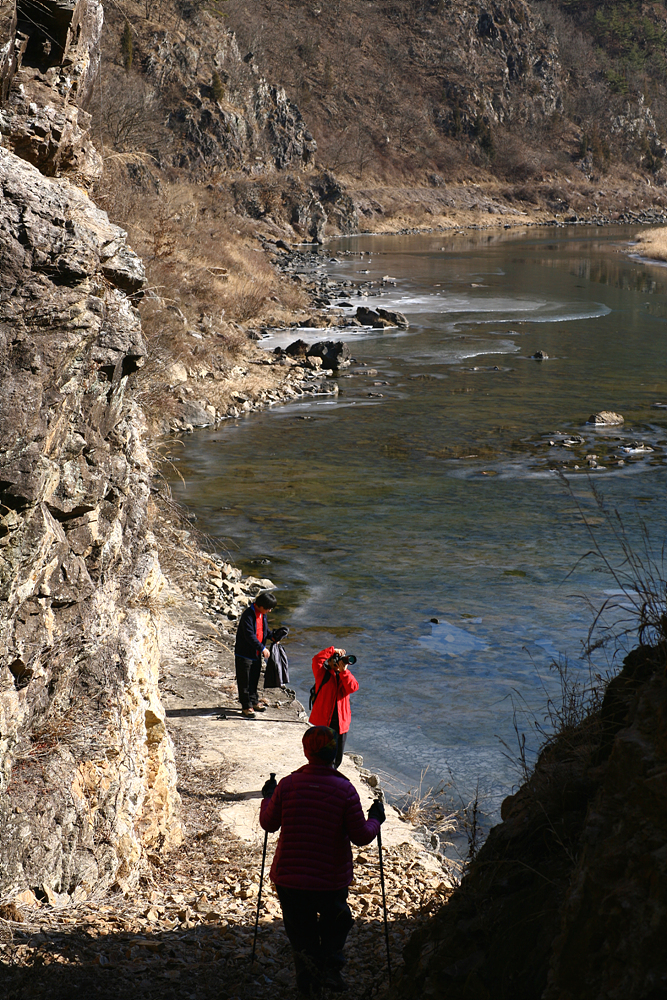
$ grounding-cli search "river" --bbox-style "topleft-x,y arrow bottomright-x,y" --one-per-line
169,224 -> 667,830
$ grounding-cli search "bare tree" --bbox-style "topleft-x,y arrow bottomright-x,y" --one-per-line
97,72 -> 169,153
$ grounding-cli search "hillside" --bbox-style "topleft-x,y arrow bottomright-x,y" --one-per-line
225,0 -> 667,186
75,0 -> 667,265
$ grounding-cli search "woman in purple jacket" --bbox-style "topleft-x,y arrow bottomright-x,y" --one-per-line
260,726 -> 386,996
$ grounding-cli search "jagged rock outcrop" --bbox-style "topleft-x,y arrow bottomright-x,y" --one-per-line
432,0 -> 563,138
0,0 -> 102,184
231,170 -> 358,241
0,146 -> 182,901
393,645 -> 667,1000
138,21 -> 315,174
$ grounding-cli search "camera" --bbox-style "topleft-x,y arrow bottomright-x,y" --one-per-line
329,653 -> 357,667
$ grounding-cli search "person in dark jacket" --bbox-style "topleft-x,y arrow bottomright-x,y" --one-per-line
234,591 -> 277,718
309,646 -> 359,768
260,726 -> 386,996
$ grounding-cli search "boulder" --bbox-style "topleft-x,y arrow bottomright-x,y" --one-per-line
587,411 -> 624,426
356,305 -> 408,328
377,307 -> 409,328
306,340 -> 351,369
356,306 -> 381,326
284,339 -> 309,358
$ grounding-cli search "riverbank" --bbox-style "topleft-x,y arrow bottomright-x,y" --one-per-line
144,205 -> 664,440
630,224 -> 667,262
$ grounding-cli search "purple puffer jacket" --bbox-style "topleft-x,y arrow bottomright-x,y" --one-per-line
259,763 -> 381,891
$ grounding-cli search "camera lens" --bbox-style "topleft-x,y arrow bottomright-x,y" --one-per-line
346,655 -> 357,665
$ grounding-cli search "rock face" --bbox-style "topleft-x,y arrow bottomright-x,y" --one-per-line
0,0 -> 102,184
231,170 -> 358,241
141,23 -> 316,175
393,644 -> 667,1000
0,147 -> 182,900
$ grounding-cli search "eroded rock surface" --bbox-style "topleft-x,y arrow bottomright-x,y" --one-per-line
393,645 -> 667,1000
140,22 -> 316,175
0,0 -> 102,183
0,148 -> 182,901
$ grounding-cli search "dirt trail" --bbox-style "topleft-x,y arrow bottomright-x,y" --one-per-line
160,594 -> 442,859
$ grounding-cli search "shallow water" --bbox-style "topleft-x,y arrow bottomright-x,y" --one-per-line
170,226 -> 667,824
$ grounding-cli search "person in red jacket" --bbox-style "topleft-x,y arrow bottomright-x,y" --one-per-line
309,646 -> 358,769
260,726 -> 385,996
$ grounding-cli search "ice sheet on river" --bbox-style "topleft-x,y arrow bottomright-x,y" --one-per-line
418,620 -> 489,656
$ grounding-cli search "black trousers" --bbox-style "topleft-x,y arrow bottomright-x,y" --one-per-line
235,655 -> 261,710
276,885 -> 353,988
329,708 -> 347,769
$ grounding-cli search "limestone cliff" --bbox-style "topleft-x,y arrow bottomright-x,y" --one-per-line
392,645 -> 667,1000
0,0 -> 182,902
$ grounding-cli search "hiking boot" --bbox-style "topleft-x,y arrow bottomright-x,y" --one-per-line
241,708 -> 256,718
321,970 -> 348,993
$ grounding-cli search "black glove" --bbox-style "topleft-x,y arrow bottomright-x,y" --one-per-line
262,776 -> 278,799
368,799 -> 385,824
271,626 -> 289,641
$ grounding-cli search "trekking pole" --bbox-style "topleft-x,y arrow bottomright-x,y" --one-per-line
377,804 -> 392,982
251,772 -> 275,965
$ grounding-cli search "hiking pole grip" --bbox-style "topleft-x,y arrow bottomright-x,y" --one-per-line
251,772 -> 276,965
378,825 -> 392,981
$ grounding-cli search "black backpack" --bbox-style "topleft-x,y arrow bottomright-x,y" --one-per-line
308,669 -> 332,711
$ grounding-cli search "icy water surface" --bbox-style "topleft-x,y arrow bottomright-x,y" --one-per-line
170,226 -> 667,824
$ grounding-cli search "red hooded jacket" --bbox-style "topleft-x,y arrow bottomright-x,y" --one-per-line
259,763 -> 380,890
308,646 -> 359,734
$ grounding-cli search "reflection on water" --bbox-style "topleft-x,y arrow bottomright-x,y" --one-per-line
170,225 -> 667,823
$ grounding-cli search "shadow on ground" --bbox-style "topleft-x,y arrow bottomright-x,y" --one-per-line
1,914 -> 396,1000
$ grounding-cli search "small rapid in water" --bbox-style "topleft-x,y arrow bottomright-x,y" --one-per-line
169,225 -> 667,828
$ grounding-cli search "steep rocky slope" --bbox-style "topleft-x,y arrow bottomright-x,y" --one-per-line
0,0 -> 184,902
91,0 -> 667,244
97,0 -> 316,176
390,644 -> 667,1000
225,0 -> 667,183
0,144 -> 183,900
0,0 -> 344,905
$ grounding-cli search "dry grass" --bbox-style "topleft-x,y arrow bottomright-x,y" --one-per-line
93,166 -> 307,326
396,769 -> 459,836
631,226 -> 667,261
91,163 -> 308,425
